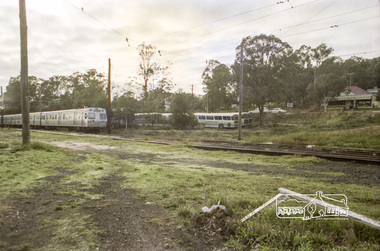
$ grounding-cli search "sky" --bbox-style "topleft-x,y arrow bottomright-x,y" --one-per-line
0,0 -> 379,96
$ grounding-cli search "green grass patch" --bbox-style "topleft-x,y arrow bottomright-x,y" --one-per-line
0,140 -> 68,201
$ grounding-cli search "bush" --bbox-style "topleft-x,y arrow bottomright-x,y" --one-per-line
170,113 -> 198,129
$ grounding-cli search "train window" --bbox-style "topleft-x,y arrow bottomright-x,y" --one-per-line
198,116 -> 205,120
214,116 -> 222,120
88,113 -> 95,119
100,113 -> 106,120
84,113 -> 88,119
206,116 -> 214,120
223,116 -> 231,120
41,115 -> 45,120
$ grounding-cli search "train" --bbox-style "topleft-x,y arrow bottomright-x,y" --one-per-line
2,107 -> 107,131
2,108 -> 253,131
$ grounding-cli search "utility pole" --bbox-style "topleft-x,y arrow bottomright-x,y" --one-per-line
19,0 -> 30,145
191,84 -> 194,110
1,86 -> 4,128
107,58 -> 111,134
349,73 -> 355,86
238,46 -> 243,140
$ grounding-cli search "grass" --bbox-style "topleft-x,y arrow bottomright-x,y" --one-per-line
0,130 -> 114,250
120,110 -> 380,150
0,139 -> 66,200
0,128 -> 379,250
247,111 -> 380,149
43,213 -> 98,251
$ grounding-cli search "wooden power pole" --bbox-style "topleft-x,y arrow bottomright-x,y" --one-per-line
107,58 -> 111,134
1,86 -> 4,128
19,0 -> 30,145
238,46 -> 243,140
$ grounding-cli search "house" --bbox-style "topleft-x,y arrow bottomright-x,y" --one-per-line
327,86 -> 379,109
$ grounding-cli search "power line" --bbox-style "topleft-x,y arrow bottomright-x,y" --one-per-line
63,0 -> 210,63
63,0 -> 139,44
335,49 -> 380,58
280,0 -> 338,36
269,4 -> 378,33
150,1 -> 281,43
281,15 -> 380,38
60,0 -> 380,86
170,0 -> 321,45
168,4 -> 378,56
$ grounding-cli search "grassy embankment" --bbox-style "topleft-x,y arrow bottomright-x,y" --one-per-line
123,111 -> 380,150
0,125 -> 379,250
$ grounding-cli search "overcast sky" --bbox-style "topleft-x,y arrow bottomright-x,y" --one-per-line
1,0 -> 379,96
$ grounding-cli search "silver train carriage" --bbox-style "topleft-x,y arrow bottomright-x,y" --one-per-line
3,107 -> 107,131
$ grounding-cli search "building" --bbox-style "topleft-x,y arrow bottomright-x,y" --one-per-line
327,86 -> 380,109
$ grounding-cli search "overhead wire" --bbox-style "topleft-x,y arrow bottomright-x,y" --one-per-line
167,4 -> 378,56
281,15 -> 380,38
335,49 -> 380,58
61,0 -> 379,87
170,0 -> 321,45
149,1 -> 280,43
280,0 -> 338,36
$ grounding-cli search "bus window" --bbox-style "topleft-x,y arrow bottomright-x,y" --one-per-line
100,113 -> 107,120
222,116 -> 231,120
214,116 -> 222,120
206,116 -> 214,120
198,115 -> 205,120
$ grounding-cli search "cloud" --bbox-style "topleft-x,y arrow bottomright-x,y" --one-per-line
1,0 -> 379,95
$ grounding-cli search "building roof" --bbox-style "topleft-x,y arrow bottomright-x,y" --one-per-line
345,86 -> 370,95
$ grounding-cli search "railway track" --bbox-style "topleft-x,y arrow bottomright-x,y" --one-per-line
29,129 -> 380,164
191,144 -> 380,165
115,137 -> 380,165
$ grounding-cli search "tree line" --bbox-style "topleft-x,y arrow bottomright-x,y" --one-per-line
203,34 -> 380,115
3,34 -> 380,126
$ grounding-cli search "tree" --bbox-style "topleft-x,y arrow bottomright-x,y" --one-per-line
141,88 -> 170,113
234,34 -> 292,125
307,57 -> 346,111
170,92 -> 198,129
35,75 -> 66,111
112,91 -> 138,128
65,69 -> 108,109
342,56 -> 380,90
4,76 -> 40,114
137,42 -> 173,101
202,60 -> 234,112
295,43 -> 334,107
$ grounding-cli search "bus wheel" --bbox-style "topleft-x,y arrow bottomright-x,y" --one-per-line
218,124 -> 224,129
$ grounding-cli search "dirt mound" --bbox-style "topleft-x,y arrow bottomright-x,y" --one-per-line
191,207 -> 237,237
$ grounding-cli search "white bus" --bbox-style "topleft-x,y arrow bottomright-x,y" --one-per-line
194,112 -> 252,129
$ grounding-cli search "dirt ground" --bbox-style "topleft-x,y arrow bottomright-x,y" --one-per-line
0,138 -> 379,250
